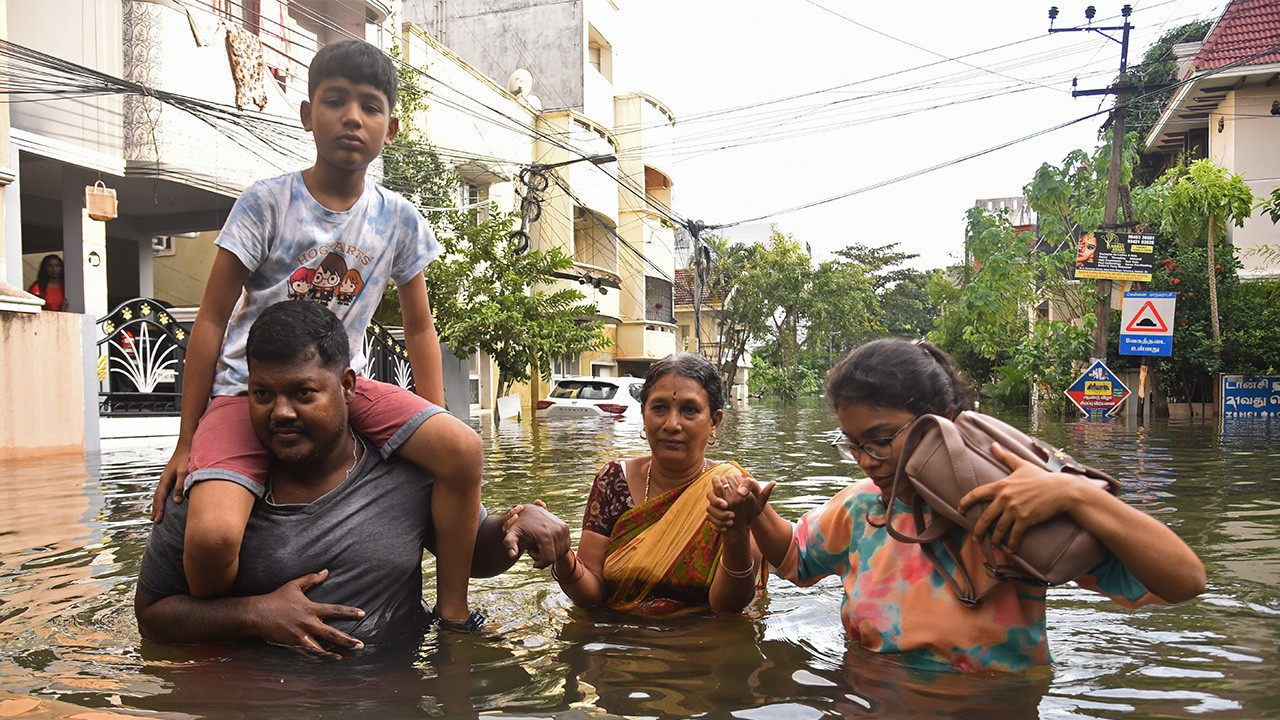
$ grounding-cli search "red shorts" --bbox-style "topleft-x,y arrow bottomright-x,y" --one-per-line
185,376 -> 442,496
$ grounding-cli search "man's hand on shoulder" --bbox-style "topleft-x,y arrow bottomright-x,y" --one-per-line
502,500 -> 571,569
250,569 -> 367,660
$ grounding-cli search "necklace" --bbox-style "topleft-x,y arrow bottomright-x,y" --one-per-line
643,458 -> 712,504
344,427 -> 360,478
264,428 -> 359,504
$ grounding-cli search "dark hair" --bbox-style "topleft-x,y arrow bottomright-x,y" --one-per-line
307,40 -> 398,107
825,338 -> 972,419
640,352 -> 725,416
34,254 -> 62,295
246,300 -> 349,371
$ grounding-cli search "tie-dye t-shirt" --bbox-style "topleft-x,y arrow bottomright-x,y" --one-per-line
776,479 -> 1156,673
211,172 -> 440,396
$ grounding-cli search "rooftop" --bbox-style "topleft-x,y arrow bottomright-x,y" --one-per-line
1192,0 -> 1280,71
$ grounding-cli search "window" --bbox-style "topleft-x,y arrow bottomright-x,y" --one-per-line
459,182 -> 489,224
552,352 -> 580,377
587,25 -> 612,82
645,276 -> 674,324
210,0 -> 260,33
550,380 -> 617,400
151,236 -> 175,257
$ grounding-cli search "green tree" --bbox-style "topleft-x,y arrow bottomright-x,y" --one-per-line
728,230 -> 881,400
1128,19 -> 1213,182
1156,159 -> 1255,348
700,234 -> 769,395
931,206 -> 1083,406
381,56 -> 609,410
830,242 -> 938,343
734,230 -> 813,399
879,267 -> 944,339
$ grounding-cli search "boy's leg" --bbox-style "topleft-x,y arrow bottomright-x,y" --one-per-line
350,378 -> 482,625
184,396 -> 271,598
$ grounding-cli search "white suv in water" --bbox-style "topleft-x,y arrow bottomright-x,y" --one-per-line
535,376 -> 645,419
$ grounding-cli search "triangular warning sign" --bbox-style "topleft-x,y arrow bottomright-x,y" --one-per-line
1125,300 -> 1168,332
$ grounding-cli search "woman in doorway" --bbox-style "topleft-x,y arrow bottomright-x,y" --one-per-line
516,352 -> 763,615
28,254 -> 69,311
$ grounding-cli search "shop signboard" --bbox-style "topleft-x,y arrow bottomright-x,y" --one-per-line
1220,375 -> 1280,419
1066,360 -> 1130,417
1073,231 -> 1155,282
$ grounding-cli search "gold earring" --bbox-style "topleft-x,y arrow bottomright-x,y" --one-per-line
707,433 -> 717,446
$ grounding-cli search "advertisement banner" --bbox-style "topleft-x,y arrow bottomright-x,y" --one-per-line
1073,231 -> 1155,282
1066,360 -> 1130,417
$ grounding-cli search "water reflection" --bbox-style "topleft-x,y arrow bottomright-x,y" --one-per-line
0,400 -> 1277,718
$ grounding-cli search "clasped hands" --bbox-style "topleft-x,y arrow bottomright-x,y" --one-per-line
500,500 -> 572,569
705,469 -> 774,534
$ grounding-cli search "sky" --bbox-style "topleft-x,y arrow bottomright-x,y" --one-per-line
618,0 -> 1227,270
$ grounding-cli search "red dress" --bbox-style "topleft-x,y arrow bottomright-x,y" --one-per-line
28,282 -> 65,311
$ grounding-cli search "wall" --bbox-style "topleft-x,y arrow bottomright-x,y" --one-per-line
418,0 -> 585,113
6,0 -> 123,160
124,1 -> 308,194
0,311 -> 86,457
152,231 -> 218,306
1213,86 -> 1280,277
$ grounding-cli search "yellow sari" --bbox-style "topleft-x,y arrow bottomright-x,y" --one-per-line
603,461 -> 753,615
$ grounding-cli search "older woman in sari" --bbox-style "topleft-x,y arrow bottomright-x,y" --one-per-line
514,353 -> 763,615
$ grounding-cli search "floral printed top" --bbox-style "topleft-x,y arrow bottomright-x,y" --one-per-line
775,479 -> 1157,673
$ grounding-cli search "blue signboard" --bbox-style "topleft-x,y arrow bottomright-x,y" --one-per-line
1066,360 -> 1130,417
1119,291 -> 1175,357
1220,375 -> 1280,419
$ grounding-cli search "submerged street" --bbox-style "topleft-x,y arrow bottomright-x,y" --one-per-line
1,400 -> 1276,718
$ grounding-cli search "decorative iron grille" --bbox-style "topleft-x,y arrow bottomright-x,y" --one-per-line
362,318 -> 416,393
95,300 -> 416,416
96,298 -> 188,417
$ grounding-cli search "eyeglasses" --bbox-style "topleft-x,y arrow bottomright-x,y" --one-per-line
830,416 -> 919,462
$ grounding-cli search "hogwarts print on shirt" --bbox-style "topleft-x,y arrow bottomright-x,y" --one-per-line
210,171 -> 440,397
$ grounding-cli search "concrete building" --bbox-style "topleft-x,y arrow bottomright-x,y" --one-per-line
0,0 -> 400,454
1144,0 -> 1280,279
415,0 -> 682,397
672,267 -> 751,401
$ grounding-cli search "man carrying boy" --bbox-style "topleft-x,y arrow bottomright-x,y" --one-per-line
137,301 -> 570,656
153,39 -> 482,629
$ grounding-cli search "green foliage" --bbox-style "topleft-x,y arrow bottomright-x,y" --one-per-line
1009,316 -> 1095,405
1128,19 -> 1213,168
380,56 -> 608,399
930,206 -> 1090,407
746,342 -> 826,399
707,232 -> 919,401
1154,159 -> 1255,346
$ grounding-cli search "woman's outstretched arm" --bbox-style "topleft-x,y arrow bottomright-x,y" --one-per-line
960,444 -> 1206,603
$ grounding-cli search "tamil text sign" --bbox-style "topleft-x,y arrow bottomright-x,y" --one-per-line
1074,231 -> 1155,282
1119,291 -> 1176,357
1066,360 -> 1130,416
1220,375 -> 1280,418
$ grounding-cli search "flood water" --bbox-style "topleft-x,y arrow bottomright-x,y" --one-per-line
0,399 -> 1277,719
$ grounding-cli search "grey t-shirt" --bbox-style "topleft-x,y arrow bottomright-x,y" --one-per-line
139,435 -> 440,648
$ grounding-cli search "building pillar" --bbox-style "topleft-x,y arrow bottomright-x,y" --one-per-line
2,146 -> 19,288
62,166 -> 106,452
138,238 -> 154,297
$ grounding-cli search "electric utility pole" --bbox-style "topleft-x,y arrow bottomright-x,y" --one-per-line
1049,4 -> 1136,359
